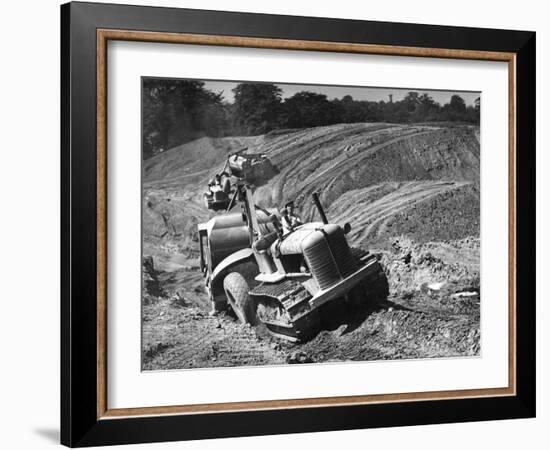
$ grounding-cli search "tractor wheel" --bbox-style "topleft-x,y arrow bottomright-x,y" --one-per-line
223,272 -> 256,324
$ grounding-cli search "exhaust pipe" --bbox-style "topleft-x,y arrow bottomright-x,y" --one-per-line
312,192 -> 328,224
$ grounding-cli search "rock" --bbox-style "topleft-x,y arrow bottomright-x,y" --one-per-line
427,281 -> 445,291
170,292 -> 186,307
286,351 -> 313,364
451,291 -> 478,299
142,256 -> 164,298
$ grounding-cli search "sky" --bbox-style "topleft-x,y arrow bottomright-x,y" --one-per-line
202,80 -> 480,106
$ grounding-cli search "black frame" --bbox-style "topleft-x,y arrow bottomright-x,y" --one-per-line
61,1 -> 536,447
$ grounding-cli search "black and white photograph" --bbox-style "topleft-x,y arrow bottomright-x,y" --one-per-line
141,78 -> 481,370
0,0 -> 542,447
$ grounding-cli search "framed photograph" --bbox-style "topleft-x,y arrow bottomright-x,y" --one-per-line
61,1 -> 535,447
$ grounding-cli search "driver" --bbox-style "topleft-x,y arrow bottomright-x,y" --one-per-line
280,201 -> 302,234
208,174 -> 226,195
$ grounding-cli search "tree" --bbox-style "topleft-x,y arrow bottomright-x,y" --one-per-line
142,79 -> 225,159
413,94 -> 440,122
142,81 -> 481,159
232,83 -> 283,135
449,95 -> 467,113
332,95 -> 368,123
403,91 -> 421,112
283,91 -> 335,128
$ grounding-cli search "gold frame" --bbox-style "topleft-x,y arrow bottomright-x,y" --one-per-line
96,29 -> 516,420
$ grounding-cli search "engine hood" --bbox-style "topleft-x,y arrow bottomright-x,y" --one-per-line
273,222 -> 338,255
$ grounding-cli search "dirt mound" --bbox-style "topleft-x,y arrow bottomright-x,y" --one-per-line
328,180 -> 478,247
384,183 -> 479,244
380,236 -> 480,297
297,304 -> 480,363
143,135 -> 261,184
143,123 -> 479,252
251,123 -> 479,216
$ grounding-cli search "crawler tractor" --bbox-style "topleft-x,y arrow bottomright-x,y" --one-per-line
198,154 -> 388,341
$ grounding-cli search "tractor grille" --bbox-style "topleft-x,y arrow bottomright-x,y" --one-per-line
303,227 -> 356,290
304,239 -> 338,290
327,228 -> 357,277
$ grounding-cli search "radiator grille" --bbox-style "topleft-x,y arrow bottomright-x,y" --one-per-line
327,228 -> 357,277
303,227 -> 356,290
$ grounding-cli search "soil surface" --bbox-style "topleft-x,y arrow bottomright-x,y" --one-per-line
141,123 -> 480,370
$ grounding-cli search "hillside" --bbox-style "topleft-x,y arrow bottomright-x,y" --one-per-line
141,122 -> 481,369
143,123 -> 479,254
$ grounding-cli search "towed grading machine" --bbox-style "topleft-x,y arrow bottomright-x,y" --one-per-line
198,152 -> 388,341
202,149 -> 274,211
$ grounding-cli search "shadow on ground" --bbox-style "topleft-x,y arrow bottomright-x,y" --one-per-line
34,428 -> 59,444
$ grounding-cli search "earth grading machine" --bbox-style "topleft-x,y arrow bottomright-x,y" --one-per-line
198,151 -> 388,341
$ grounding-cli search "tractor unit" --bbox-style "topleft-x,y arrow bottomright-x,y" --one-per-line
198,153 -> 388,341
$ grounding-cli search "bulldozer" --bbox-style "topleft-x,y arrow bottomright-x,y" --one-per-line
197,152 -> 388,342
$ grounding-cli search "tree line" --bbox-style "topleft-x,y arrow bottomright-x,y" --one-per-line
143,79 -> 480,159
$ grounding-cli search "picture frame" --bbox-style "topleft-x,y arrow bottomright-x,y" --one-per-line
60,1 -> 535,447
